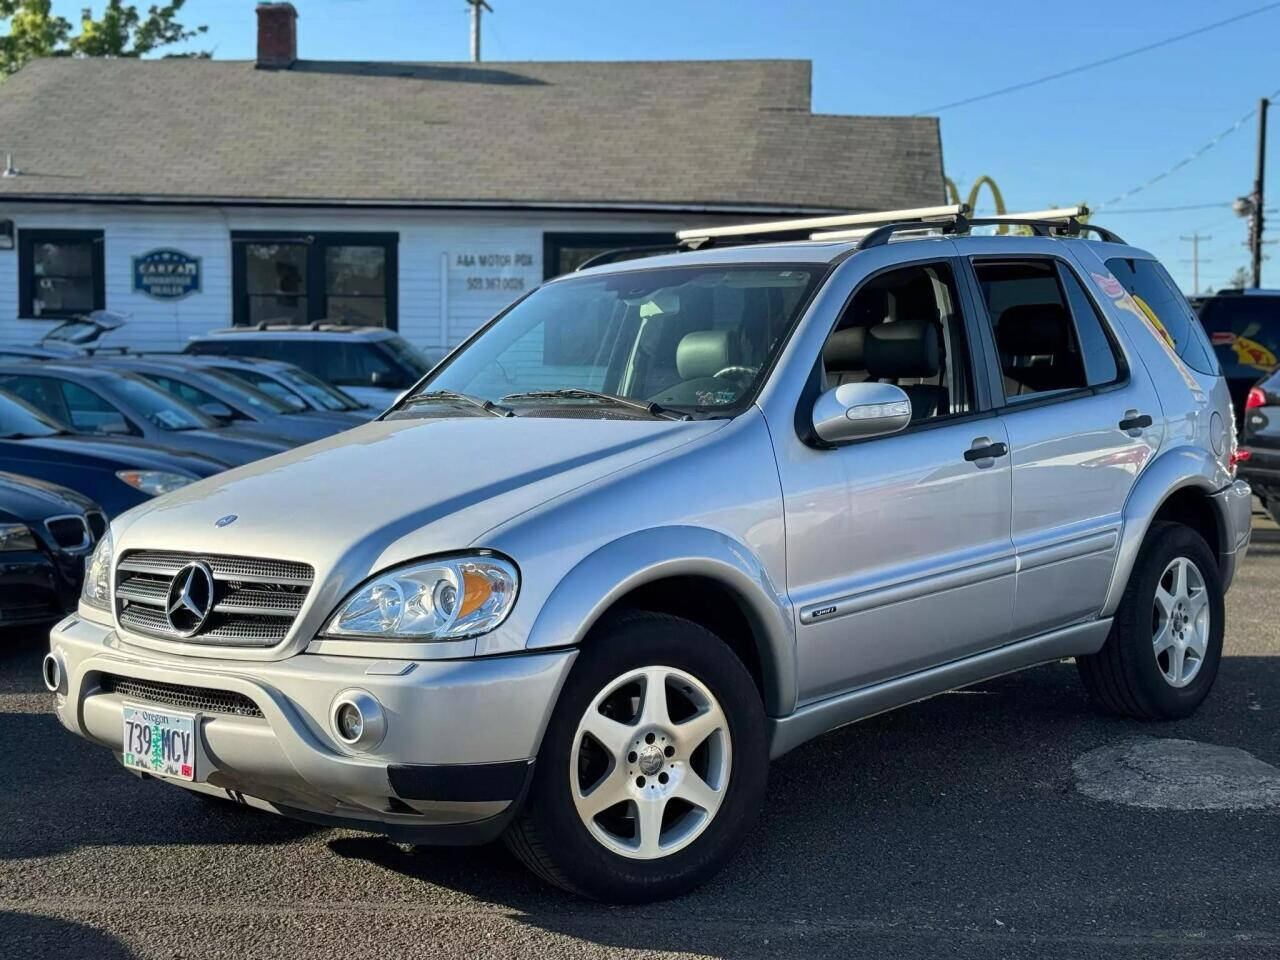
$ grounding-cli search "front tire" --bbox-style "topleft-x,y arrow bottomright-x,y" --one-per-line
1077,521 -> 1224,719
505,612 -> 768,902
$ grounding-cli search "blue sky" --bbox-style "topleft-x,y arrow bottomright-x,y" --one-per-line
46,0 -> 1280,292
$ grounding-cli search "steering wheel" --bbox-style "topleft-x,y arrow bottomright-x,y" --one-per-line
712,365 -> 756,381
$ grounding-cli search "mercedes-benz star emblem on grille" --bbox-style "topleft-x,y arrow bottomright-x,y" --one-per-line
165,561 -> 216,637
215,514 -> 238,528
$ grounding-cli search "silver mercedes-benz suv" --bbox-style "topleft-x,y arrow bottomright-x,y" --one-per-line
47,205 -> 1252,902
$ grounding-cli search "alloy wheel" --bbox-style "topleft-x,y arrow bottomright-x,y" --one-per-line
570,665 -> 732,860
1152,556 -> 1210,688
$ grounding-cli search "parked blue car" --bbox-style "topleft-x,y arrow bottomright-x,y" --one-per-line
0,362 -> 292,467
0,390 -> 224,516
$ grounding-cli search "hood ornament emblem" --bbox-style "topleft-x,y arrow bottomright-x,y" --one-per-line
215,514 -> 238,528
165,561 -> 216,637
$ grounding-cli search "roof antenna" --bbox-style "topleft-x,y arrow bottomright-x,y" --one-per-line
2,154 -> 19,177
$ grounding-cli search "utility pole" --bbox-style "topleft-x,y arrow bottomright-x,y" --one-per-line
1180,233 -> 1212,294
467,0 -> 493,63
1252,97 -> 1268,288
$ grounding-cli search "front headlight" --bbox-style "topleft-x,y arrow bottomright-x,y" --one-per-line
323,555 -> 518,641
116,470 -> 195,496
0,523 -> 37,552
81,531 -> 113,610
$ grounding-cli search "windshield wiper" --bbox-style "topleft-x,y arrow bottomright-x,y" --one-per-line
499,388 -> 687,421
401,390 -> 513,417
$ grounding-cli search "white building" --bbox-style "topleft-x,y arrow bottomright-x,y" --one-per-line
0,3 -> 944,355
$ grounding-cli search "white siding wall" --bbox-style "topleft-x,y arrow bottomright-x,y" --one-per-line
0,203 -> 700,354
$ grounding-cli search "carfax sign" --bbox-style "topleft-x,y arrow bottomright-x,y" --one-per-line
132,248 -> 202,300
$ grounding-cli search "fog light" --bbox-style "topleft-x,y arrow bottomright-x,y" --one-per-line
330,689 -> 386,749
336,702 -> 363,741
42,652 -> 65,695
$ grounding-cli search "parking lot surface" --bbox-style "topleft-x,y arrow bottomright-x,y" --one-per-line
3,514 -> 1279,960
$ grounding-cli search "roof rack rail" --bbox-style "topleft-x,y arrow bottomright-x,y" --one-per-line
575,244 -> 681,271
676,204 -> 968,249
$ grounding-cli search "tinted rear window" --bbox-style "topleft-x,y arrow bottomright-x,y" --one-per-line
1196,294 -> 1280,379
1104,257 -> 1219,375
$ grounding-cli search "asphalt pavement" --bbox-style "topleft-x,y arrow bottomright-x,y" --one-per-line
2,512 -> 1279,959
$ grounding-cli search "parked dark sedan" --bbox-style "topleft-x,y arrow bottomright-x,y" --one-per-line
0,389 -> 223,516
85,356 -> 362,443
0,363 -> 292,467
175,354 -> 377,420
0,471 -> 106,627
1241,368 -> 1280,524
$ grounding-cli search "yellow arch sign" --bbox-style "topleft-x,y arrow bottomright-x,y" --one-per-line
945,175 -> 1009,234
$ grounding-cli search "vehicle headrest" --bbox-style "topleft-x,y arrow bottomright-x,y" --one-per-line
864,321 -> 940,379
677,329 -> 736,380
996,304 -> 1071,355
822,326 -> 867,371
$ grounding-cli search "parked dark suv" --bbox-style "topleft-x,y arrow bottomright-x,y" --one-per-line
1195,290 -> 1280,425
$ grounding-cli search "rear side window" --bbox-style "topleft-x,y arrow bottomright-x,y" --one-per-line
1059,268 -> 1120,386
972,258 -> 1122,400
1195,293 -> 1280,379
1105,257 -> 1219,375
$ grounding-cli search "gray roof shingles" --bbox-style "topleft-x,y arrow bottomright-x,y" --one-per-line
0,57 -> 943,212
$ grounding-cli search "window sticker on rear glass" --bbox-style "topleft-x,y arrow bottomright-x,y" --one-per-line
1090,270 -> 1202,396
1232,336 -> 1277,372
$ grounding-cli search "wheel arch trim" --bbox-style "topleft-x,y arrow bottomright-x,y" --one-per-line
1103,445 -> 1231,616
524,525 -> 797,716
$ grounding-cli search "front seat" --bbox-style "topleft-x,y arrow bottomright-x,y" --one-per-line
822,326 -> 868,388
864,321 -> 948,420
648,329 -> 741,406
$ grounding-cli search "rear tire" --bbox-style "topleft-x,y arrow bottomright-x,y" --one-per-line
505,611 -> 768,902
1077,521 -> 1224,720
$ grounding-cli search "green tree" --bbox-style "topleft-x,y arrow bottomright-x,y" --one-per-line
0,0 -> 207,79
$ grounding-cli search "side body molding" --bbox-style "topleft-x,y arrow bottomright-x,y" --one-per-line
1102,444 -> 1232,617
524,525 -> 797,717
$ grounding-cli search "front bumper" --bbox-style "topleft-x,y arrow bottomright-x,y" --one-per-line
48,614 -> 575,843
1214,479 -> 1254,593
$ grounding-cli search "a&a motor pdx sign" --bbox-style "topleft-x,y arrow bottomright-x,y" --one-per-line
133,248 -> 202,300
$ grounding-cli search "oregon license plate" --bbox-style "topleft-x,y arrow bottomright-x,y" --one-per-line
122,703 -> 197,781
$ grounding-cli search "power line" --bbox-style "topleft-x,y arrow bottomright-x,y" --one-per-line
1097,89 -> 1280,210
914,2 -> 1280,114
1100,202 -> 1232,215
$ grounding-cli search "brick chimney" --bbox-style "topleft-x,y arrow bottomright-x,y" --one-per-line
256,2 -> 298,69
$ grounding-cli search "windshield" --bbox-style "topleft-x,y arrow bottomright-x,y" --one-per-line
417,264 -> 821,415
199,368 -> 295,414
0,390 -> 67,438
104,374 -> 214,431
212,368 -> 309,411
379,336 -> 433,378
281,368 -> 364,410
1197,295 -> 1280,378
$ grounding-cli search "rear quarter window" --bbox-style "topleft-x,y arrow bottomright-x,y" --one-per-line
1104,257 -> 1220,375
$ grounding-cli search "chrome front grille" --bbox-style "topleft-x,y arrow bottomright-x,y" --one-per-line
100,674 -> 264,718
114,550 -> 313,647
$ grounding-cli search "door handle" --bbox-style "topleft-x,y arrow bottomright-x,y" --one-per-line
963,439 -> 1008,462
1119,411 -> 1153,432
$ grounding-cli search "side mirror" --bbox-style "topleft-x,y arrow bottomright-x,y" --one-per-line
811,381 -> 912,444
198,401 -> 234,421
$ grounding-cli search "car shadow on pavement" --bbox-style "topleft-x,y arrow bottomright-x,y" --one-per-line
327,654 -> 1280,958
0,911 -> 138,960
0,626 -> 57,696
0,709 -> 322,861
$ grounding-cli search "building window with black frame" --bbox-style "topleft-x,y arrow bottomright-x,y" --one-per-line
19,229 -> 105,318
231,232 -> 398,329
542,232 -> 674,279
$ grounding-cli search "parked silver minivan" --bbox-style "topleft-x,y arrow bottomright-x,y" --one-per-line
48,206 -> 1252,902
